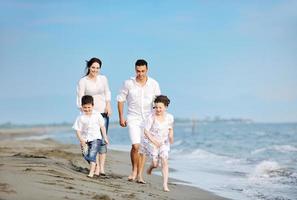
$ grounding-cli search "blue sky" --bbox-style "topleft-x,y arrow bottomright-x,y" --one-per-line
0,0 -> 296,124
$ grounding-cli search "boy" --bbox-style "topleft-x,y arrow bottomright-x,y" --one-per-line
73,95 -> 109,178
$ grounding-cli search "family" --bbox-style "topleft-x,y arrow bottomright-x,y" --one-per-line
72,58 -> 174,192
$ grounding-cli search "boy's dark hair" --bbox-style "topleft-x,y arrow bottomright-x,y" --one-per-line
154,95 -> 170,107
135,59 -> 148,68
81,95 -> 94,106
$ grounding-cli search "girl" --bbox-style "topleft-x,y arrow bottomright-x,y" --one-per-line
141,95 -> 174,192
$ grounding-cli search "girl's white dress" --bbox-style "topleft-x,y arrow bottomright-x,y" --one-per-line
140,112 -> 174,162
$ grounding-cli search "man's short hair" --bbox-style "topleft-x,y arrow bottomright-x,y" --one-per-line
135,59 -> 148,68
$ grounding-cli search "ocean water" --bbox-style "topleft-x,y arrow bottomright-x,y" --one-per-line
24,122 -> 297,200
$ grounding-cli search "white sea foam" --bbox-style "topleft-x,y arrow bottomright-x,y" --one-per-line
251,145 -> 297,154
249,161 -> 281,179
273,145 -> 297,153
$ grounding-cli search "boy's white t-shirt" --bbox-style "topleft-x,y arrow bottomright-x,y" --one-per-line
72,111 -> 105,142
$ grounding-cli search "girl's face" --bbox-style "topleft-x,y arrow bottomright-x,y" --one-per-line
154,102 -> 166,116
89,62 -> 100,77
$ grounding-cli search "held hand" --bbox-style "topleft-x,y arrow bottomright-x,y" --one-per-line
104,137 -> 109,145
105,105 -> 112,117
119,118 -> 127,127
153,141 -> 162,148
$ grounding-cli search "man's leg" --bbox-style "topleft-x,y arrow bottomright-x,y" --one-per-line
137,153 -> 146,183
128,143 -> 140,180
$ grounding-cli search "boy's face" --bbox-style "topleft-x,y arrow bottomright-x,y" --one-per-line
82,103 -> 93,115
154,102 -> 166,116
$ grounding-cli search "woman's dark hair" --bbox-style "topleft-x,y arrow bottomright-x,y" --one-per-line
154,95 -> 170,107
81,95 -> 94,106
85,57 -> 102,76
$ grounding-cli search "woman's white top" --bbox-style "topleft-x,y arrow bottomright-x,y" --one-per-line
76,75 -> 111,113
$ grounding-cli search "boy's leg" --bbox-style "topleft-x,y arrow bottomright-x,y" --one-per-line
161,158 -> 170,192
88,162 -> 96,177
94,153 -> 100,176
87,140 -> 100,177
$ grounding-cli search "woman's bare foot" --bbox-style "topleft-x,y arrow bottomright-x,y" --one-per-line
136,177 -> 146,184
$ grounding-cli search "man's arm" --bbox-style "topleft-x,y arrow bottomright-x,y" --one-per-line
117,101 -> 127,127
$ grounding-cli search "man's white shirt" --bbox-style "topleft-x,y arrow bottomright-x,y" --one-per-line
117,76 -> 161,122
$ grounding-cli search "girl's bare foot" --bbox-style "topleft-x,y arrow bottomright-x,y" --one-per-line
163,184 -> 170,192
146,166 -> 153,175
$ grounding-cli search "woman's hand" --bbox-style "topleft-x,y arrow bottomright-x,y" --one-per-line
105,102 -> 112,117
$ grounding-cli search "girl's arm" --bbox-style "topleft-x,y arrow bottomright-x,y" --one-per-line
144,129 -> 161,147
169,128 -> 174,144
100,125 -> 109,144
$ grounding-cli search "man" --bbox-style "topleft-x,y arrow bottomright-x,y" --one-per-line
117,59 -> 161,183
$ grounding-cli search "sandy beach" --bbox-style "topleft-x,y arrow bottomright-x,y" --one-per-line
0,127 -> 228,200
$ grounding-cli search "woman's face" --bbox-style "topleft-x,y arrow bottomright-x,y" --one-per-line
154,102 -> 166,116
89,62 -> 100,77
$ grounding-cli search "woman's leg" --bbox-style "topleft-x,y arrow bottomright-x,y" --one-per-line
99,114 -> 109,175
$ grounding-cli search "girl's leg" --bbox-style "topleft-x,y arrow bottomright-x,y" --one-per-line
161,158 -> 170,192
146,159 -> 158,175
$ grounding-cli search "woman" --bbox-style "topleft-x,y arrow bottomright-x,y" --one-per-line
76,57 -> 112,176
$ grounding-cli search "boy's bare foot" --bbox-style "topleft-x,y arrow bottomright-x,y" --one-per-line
128,175 -> 136,182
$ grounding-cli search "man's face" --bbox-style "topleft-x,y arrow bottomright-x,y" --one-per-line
135,65 -> 148,81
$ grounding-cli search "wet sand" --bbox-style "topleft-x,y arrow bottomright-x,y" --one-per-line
0,127 -> 228,200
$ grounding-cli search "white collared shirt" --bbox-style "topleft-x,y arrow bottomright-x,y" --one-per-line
72,111 -> 105,142
76,75 -> 111,113
117,76 -> 161,121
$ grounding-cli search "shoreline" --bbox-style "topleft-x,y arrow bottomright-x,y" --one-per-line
0,127 -> 229,200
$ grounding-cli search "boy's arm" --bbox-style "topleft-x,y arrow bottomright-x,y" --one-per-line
144,129 -> 161,147
100,126 -> 109,144
76,131 -> 86,145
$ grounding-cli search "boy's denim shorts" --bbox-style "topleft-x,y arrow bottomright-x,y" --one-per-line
98,113 -> 109,154
84,139 -> 101,163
